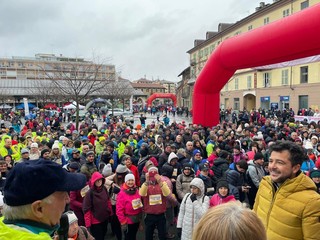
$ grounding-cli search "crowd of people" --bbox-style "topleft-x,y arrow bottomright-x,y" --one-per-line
0,107 -> 319,240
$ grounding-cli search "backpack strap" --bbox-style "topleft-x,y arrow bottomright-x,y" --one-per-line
80,226 -> 89,239
184,193 -> 191,204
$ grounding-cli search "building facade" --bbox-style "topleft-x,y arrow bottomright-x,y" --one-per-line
178,0 -> 320,113
0,53 -> 116,102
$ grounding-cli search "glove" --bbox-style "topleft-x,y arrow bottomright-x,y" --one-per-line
190,194 -> 197,202
177,228 -> 182,238
121,224 -> 128,234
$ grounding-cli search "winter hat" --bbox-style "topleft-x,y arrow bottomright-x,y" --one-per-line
140,148 -> 149,157
116,164 -> 128,174
30,142 -> 38,148
219,150 -> 230,159
52,143 -> 59,150
125,173 -> 135,183
124,128 -> 131,134
254,152 -> 264,161
145,160 -> 155,170
69,162 -> 80,171
310,170 -> 320,178
234,145 -> 241,151
161,164 -> 174,178
148,166 -> 158,173
311,135 -> 318,141
102,163 -> 113,177
66,211 -> 78,224
148,157 -> 159,167
40,149 -> 50,157
86,151 -> 95,157
216,180 -> 229,190
193,149 -> 201,156
183,162 -> 192,171
99,136 -> 106,142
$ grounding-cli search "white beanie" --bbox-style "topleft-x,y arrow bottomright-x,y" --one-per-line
125,173 -> 135,183
30,142 -> 38,148
52,143 -> 59,150
66,211 -> 78,224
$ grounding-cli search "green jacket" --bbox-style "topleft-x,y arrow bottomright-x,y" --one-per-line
254,172 -> 320,240
0,218 -> 53,240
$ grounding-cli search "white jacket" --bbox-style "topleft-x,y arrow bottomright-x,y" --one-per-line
177,178 -> 209,240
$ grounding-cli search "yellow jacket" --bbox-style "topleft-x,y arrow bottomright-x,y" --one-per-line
254,172 -> 320,240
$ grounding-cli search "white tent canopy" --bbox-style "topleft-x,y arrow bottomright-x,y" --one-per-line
63,101 -> 85,110
0,104 -> 12,109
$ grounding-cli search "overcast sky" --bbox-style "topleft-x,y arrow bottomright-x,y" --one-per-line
0,0 -> 271,82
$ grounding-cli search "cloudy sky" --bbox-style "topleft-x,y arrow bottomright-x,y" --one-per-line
0,0 -> 270,82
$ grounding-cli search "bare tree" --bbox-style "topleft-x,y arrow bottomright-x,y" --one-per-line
41,59 -> 114,128
99,78 -> 134,114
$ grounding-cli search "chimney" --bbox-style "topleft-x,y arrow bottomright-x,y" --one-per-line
260,2 -> 265,8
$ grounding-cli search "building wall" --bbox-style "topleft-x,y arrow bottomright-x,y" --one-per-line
187,0 -> 320,112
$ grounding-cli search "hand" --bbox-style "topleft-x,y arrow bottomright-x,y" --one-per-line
177,228 -> 182,238
154,174 -> 161,183
190,194 -> 197,202
121,224 -> 128,233
145,173 -> 149,182
171,178 -> 176,183
241,186 -> 249,193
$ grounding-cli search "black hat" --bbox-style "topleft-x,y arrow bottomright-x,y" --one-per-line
161,164 -> 174,178
4,159 -> 86,206
218,150 -> 230,159
216,180 -> 229,190
68,162 -> 80,171
107,142 -> 115,148
40,149 -> 50,157
254,152 -> 264,161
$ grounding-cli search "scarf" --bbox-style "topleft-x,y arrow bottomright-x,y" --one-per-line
123,183 -> 137,195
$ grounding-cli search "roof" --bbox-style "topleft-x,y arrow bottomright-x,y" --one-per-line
131,82 -> 166,89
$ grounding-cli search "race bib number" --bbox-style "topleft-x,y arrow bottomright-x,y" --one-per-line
132,198 -> 143,210
149,194 -> 162,205
172,168 -> 178,177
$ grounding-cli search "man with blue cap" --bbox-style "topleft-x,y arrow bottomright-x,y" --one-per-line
0,159 -> 86,239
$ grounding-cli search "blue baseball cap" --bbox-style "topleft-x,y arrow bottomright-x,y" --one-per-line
4,159 -> 86,206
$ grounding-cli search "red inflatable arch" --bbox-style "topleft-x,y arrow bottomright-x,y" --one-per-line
193,3 -> 320,127
146,93 -> 177,107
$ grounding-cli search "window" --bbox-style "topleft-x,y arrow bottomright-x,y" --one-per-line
224,83 -> 229,91
301,0 -> 309,10
199,50 -> 203,58
204,48 -> 208,56
234,98 -> 240,110
300,66 -> 308,83
0,71 -> 6,76
299,95 -> 308,110
248,25 -> 253,31
263,72 -> 271,87
264,17 -> 269,25
234,31 -> 241,36
283,9 -> 290,17
247,75 -> 252,89
281,69 -> 289,85
235,78 -> 239,90
210,45 -> 215,53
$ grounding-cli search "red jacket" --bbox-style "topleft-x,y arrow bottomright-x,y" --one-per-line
116,186 -> 143,225
209,194 -> 235,207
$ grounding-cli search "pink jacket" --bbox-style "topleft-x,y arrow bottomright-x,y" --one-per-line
209,194 -> 236,207
116,187 -> 143,225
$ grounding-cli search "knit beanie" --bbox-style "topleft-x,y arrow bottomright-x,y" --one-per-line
66,211 -> 78,224
125,173 -> 135,183
40,149 -> 50,157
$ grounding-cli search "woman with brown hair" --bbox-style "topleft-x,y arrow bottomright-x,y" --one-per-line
193,202 -> 266,240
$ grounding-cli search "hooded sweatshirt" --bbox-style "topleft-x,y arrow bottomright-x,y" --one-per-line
83,172 -> 113,227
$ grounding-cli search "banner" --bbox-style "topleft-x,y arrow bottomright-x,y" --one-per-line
294,115 -> 320,123
23,98 -> 29,116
